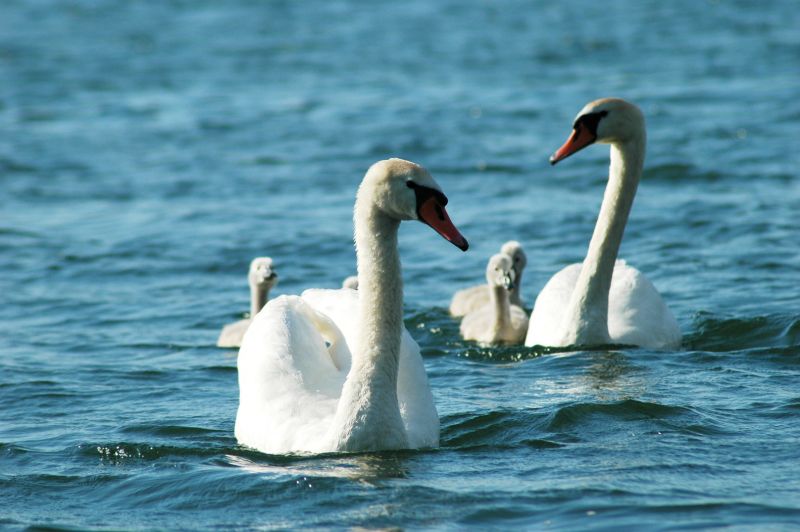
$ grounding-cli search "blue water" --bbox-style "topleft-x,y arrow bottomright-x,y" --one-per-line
2,0 -> 799,529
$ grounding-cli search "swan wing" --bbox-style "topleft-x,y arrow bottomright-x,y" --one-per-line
217,318 -> 250,348
460,303 -> 529,345
509,304 -> 529,343
302,287 -> 439,448
459,306 -> 491,343
234,295 -> 348,454
524,263 -> 582,347
608,261 -> 682,349
300,288 -> 359,372
449,284 -> 489,317
525,261 -> 680,349
396,327 -> 439,447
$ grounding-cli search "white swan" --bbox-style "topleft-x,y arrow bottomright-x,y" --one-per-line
459,253 -> 528,345
235,158 -> 469,454
449,240 -> 527,317
217,257 -> 277,348
525,98 -> 681,349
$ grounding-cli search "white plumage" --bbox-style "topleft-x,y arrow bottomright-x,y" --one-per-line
235,159 -> 468,454
525,98 -> 680,349
525,260 -> 680,348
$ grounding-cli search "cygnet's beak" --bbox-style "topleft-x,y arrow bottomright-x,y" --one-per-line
259,270 -> 278,284
417,195 -> 469,252
502,272 -> 515,291
550,124 -> 596,165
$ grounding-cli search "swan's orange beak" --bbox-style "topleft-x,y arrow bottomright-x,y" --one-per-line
550,125 -> 596,165
418,196 -> 469,251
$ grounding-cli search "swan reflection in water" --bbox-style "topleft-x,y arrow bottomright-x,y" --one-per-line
225,451 -> 411,485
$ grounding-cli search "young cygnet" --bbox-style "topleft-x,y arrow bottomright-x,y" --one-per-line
449,240 -> 527,317
459,253 -> 528,345
217,257 -> 278,348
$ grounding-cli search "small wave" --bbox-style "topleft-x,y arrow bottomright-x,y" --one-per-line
120,424 -> 223,438
457,343 -> 636,363
634,501 -> 800,519
0,226 -> 43,239
0,155 -> 37,174
0,442 -> 31,456
645,162 -> 725,182
202,365 -> 237,374
736,345 -> 800,364
441,410 -> 559,450
457,345 -> 546,363
430,162 -> 527,176
0,379 -> 59,390
121,369 -> 169,380
686,312 -> 800,351
546,399 -> 690,431
82,441 -> 233,462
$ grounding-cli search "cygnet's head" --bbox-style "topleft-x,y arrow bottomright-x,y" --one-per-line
486,253 -> 515,291
500,240 -> 527,278
359,158 -> 469,251
550,98 -> 644,165
342,275 -> 359,290
248,257 -> 278,289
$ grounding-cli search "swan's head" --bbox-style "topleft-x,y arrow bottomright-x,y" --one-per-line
550,98 -> 645,165
360,158 -> 469,251
248,257 -> 278,289
500,240 -> 527,278
486,253 -> 515,291
342,275 -> 359,290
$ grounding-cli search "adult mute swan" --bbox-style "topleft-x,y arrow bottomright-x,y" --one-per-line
217,257 -> 277,348
235,159 -> 468,454
459,253 -> 528,345
525,98 -> 681,349
449,240 -> 527,317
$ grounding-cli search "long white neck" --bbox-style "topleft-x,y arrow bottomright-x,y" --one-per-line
559,136 -> 645,345
509,272 -> 523,307
249,283 -> 268,318
490,285 -> 512,338
328,195 -> 408,451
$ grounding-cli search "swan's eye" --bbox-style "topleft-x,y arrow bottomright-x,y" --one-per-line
577,110 -> 609,136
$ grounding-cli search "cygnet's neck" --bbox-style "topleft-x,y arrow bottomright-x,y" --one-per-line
328,192 -> 407,451
560,136 -> 645,345
509,271 -> 523,307
249,283 -> 269,318
489,284 -> 512,337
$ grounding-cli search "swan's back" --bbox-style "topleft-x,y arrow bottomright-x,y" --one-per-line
525,260 -> 680,349
301,288 -> 439,448
460,303 -> 528,345
235,295 -> 345,454
607,263 -> 681,349
449,284 -> 489,317
237,288 -> 439,452
217,319 -> 250,348
525,263 -> 582,347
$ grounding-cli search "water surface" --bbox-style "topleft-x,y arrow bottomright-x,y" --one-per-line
2,0 -> 799,529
